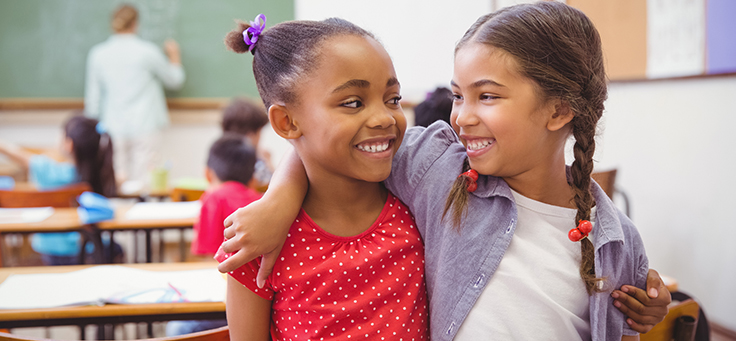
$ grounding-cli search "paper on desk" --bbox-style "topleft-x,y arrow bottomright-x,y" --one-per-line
124,201 -> 201,220
0,265 -> 225,309
0,207 -> 54,224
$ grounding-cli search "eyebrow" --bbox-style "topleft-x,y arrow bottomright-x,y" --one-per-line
450,79 -> 506,89
332,79 -> 370,93
332,77 -> 400,94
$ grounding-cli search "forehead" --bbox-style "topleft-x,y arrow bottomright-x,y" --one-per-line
453,43 -> 527,87
312,34 -> 397,86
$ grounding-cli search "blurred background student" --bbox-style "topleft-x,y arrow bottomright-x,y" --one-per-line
168,133 -> 261,336
84,3 -> 185,187
221,97 -> 273,191
413,87 -> 453,128
0,115 -> 122,265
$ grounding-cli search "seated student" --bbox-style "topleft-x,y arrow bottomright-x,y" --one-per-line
167,134 -> 262,336
190,133 -> 262,257
221,97 -> 273,191
0,114 -> 122,265
413,87 -> 453,128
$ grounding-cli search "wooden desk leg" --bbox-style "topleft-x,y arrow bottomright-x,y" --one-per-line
145,230 -> 152,263
158,230 -> 164,262
133,230 -> 140,263
180,228 -> 186,262
108,230 -> 115,263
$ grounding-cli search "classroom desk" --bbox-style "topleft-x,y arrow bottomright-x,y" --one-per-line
0,204 -> 196,265
0,262 -> 225,332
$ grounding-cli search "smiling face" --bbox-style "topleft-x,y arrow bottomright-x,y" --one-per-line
289,34 -> 406,184
450,42 -> 566,180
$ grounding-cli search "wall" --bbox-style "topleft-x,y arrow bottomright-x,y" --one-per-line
596,76 -> 736,329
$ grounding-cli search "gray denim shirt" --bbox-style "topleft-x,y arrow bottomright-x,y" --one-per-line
384,122 -> 648,340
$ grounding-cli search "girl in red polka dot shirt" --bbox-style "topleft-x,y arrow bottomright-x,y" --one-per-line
217,16 -> 428,340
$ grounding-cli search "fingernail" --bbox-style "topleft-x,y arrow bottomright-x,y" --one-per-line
627,319 -> 633,325
649,287 -> 658,298
614,301 -> 621,308
611,292 -> 619,298
622,286 -> 629,292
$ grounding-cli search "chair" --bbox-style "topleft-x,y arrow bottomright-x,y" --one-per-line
0,325 -> 230,341
0,182 -> 91,208
170,187 -> 205,202
640,299 -> 700,341
0,183 -> 93,267
591,169 -> 631,217
591,169 -> 617,199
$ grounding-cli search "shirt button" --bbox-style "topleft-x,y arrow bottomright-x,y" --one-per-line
447,322 -> 456,335
505,220 -> 515,233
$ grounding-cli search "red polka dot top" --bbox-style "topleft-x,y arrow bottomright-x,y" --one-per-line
217,193 -> 429,340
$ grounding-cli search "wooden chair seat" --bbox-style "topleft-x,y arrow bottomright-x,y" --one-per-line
640,299 -> 700,341
170,187 -> 205,202
0,183 -> 91,208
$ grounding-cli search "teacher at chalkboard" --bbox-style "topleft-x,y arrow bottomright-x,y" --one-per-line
84,4 -> 185,186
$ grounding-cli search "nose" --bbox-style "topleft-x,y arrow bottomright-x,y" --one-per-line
367,106 -> 398,129
452,102 -> 478,130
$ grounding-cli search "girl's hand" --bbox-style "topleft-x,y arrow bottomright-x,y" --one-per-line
216,150 -> 308,289
217,198 -> 294,288
611,269 -> 672,333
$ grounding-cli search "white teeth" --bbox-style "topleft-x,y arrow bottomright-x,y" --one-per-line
357,142 -> 390,153
467,140 -> 492,151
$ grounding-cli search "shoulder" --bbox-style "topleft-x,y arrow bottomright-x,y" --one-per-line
401,121 -> 460,155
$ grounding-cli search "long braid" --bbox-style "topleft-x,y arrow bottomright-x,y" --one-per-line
455,2 -> 608,294
570,110 -> 602,294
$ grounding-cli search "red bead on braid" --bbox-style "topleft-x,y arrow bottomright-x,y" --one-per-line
568,220 -> 593,242
458,169 -> 479,192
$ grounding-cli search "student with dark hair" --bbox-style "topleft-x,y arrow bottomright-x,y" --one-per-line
191,133 -> 261,257
414,87 -> 453,128
221,97 -> 273,189
167,133 -> 261,337
0,114 -> 121,265
215,14 -> 428,340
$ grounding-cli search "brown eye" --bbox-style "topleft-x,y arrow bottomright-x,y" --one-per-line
341,99 -> 363,108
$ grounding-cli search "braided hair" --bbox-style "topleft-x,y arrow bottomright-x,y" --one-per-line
444,2 -> 607,294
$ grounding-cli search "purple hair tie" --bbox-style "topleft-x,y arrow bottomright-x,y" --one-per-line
243,14 -> 266,52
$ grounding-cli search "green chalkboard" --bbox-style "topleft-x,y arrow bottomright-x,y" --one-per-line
0,0 -> 293,99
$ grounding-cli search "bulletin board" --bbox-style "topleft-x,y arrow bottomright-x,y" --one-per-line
568,0 -> 736,81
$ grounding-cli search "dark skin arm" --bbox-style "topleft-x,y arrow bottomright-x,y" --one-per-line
613,269 -> 672,333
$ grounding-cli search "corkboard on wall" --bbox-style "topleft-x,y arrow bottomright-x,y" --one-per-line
568,0 -> 648,81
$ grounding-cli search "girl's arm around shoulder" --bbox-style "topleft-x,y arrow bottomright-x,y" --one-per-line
218,150 -> 307,284
384,121 -> 459,205
226,276 -> 271,341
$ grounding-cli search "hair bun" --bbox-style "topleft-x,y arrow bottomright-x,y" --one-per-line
225,21 -> 251,54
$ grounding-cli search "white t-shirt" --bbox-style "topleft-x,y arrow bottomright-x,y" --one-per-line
454,189 -> 596,340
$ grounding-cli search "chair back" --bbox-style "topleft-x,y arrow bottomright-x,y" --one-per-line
0,182 -> 92,208
640,299 -> 700,341
0,326 -> 230,341
170,187 -> 205,202
591,169 -> 617,199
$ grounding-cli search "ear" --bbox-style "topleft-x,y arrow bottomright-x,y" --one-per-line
204,167 -> 215,184
546,99 -> 574,132
268,104 -> 302,140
